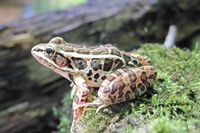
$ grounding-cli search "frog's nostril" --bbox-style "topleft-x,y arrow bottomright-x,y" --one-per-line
32,47 -> 43,52
32,46 -> 38,51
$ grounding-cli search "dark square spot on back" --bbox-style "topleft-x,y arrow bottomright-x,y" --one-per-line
111,49 -> 121,57
113,59 -> 124,70
132,59 -> 138,65
91,58 -> 102,71
72,57 -> 87,70
103,58 -> 113,71
123,54 -> 131,64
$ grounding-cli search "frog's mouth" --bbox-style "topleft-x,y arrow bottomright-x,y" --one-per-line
31,45 -> 72,79
31,45 -> 59,70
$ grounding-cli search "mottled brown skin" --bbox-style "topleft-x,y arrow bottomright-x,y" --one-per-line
31,37 -> 157,132
98,66 -> 156,104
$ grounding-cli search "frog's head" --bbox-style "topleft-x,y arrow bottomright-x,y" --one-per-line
31,37 -> 74,79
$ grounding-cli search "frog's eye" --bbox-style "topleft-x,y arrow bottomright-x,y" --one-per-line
45,47 -> 54,54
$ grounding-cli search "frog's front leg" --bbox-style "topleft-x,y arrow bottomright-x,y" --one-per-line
70,83 -> 77,99
76,66 -> 157,112
71,76 -> 92,132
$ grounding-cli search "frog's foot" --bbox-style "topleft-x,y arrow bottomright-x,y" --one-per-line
96,104 -> 108,113
75,99 -> 107,113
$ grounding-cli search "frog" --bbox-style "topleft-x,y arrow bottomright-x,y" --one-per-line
31,37 -> 157,132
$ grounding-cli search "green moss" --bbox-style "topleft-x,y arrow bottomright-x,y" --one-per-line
53,92 -> 72,133
57,44 -> 200,133
192,35 -> 200,50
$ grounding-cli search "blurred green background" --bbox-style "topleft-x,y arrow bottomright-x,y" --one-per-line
0,0 -> 86,24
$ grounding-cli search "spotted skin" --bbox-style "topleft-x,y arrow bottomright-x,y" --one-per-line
72,57 -> 87,70
98,66 -> 156,104
91,58 -> 102,71
31,37 -> 157,132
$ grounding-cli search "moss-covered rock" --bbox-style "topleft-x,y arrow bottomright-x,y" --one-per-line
55,44 -> 200,133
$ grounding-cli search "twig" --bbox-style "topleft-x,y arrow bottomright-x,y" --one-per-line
164,25 -> 177,48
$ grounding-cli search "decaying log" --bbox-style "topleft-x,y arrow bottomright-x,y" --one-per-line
0,0 -> 156,47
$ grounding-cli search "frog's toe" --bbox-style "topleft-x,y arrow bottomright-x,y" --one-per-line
96,104 -> 108,113
75,100 -> 103,110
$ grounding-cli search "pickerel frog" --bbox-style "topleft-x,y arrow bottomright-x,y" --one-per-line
31,37 -> 157,132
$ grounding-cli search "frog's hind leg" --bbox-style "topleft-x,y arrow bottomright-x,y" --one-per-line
75,99 -> 108,113
96,66 -> 157,106
76,66 -> 157,114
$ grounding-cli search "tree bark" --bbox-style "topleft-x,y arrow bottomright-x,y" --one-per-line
0,0 -> 156,47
